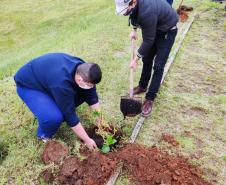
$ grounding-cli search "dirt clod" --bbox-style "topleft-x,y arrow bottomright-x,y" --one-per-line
178,10 -> 189,22
41,140 -> 69,164
177,5 -> 193,22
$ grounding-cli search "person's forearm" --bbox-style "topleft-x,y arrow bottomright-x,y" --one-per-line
71,123 -> 90,142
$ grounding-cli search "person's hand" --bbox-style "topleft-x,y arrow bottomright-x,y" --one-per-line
84,138 -> 97,150
130,30 -> 137,40
130,58 -> 138,70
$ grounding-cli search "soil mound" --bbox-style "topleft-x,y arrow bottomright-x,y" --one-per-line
109,144 -> 212,185
41,142 -> 212,185
57,153 -> 117,185
41,140 -> 69,164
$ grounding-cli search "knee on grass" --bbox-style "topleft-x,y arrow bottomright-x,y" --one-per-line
38,113 -> 64,138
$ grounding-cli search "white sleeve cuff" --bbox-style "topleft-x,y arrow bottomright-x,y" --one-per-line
137,51 -> 142,58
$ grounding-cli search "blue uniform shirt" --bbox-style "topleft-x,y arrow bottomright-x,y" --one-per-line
14,53 -> 99,127
166,0 -> 173,5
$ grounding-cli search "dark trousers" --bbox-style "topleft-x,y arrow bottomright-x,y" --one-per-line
139,28 -> 177,100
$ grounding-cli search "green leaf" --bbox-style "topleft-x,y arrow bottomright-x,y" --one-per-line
106,135 -> 117,146
92,110 -> 101,117
111,139 -> 117,145
101,144 -> 110,153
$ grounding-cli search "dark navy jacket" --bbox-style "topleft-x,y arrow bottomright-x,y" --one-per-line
130,0 -> 178,58
14,53 -> 99,127
166,0 -> 173,5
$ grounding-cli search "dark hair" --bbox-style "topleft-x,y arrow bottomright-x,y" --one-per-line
76,63 -> 102,84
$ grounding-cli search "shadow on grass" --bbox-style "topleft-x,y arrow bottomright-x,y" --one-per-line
0,139 -> 8,164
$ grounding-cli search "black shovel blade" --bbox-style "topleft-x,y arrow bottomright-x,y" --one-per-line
120,96 -> 142,118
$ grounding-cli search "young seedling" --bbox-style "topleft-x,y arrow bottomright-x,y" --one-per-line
91,110 -> 109,127
101,134 -> 117,153
91,110 -> 119,153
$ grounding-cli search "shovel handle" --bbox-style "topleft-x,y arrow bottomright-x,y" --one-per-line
129,39 -> 135,98
179,0 -> 184,8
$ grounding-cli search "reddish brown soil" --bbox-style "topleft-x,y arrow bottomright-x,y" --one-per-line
178,10 -> 189,22
161,133 -> 180,147
177,5 -> 193,23
41,142 -> 212,185
41,140 -> 69,164
108,144 -> 212,185
57,153 -> 117,185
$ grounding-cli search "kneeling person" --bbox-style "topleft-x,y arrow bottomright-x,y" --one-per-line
14,53 -> 102,149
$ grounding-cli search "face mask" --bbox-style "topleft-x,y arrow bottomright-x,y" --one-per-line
124,8 -> 132,16
124,5 -> 137,16
78,83 -> 93,89
118,6 -> 129,15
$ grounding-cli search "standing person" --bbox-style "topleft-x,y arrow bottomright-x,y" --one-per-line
115,0 -> 178,117
14,53 -> 103,149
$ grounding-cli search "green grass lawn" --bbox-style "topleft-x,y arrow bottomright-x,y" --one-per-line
0,0 -> 225,184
